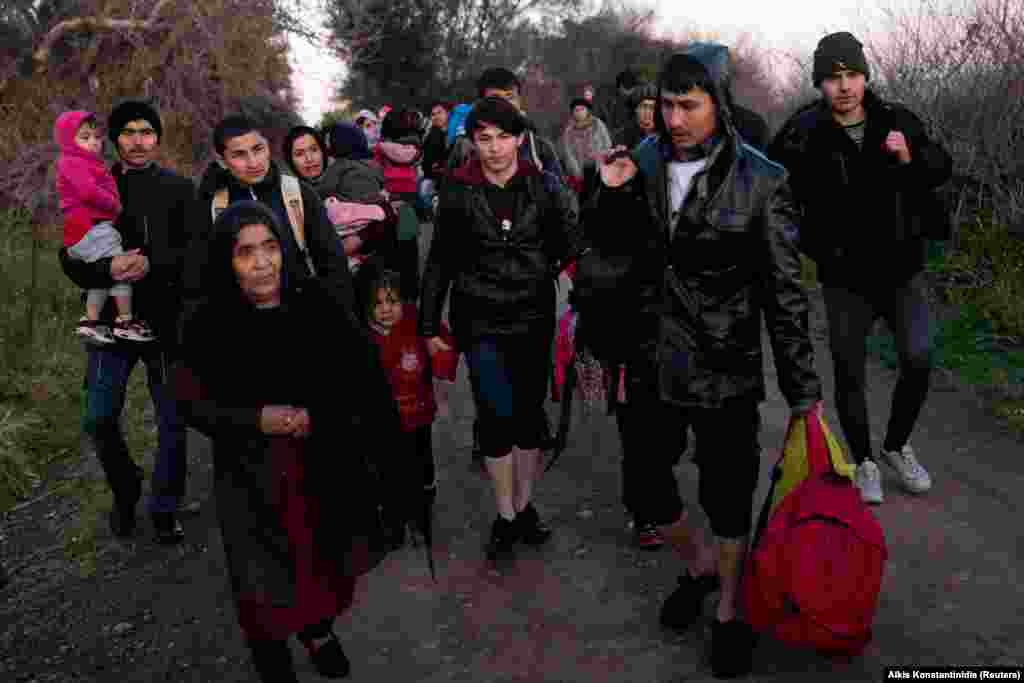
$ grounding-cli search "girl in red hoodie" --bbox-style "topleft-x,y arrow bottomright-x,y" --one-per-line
358,265 -> 456,548
55,110 -> 154,344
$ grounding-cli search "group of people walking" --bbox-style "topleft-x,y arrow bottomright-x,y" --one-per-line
45,30 -> 951,680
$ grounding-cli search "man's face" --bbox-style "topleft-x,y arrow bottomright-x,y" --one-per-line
116,118 -> 159,168
232,223 -> 282,306
430,106 -> 449,130
661,88 -> 718,158
583,86 -> 595,102
471,123 -> 523,177
636,99 -> 656,132
820,69 -> 866,118
290,134 -> 324,180
482,87 -> 523,113
221,131 -> 271,186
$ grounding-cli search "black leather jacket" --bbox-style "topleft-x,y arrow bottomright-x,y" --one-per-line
419,159 -> 586,345
576,130 -> 821,413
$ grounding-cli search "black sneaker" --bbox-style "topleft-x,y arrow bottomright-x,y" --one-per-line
710,618 -> 756,679
659,572 -> 720,631
300,630 -> 351,679
152,512 -> 185,545
485,516 -> 518,567
515,503 -> 552,546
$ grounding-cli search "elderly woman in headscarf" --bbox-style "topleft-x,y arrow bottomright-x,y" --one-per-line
175,200 -> 399,683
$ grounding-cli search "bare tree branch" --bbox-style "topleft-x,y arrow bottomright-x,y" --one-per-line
32,0 -> 173,66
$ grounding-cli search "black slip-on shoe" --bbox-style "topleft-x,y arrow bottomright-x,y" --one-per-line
515,503 -> 552,546
659,572 -> 720,631
301,631 -> 351,679
710,618 -> 756,679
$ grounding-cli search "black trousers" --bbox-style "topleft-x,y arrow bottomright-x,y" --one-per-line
615,360 -> 761,540
823,274 -> 932,464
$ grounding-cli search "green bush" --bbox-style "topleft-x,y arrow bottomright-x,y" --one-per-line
0,209 -> 154,519
927,213 -> 1024,338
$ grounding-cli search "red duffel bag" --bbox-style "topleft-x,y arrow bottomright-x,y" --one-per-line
742,402 -> 887,656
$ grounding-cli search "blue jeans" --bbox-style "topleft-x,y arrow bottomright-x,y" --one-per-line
83,344 -> 186,514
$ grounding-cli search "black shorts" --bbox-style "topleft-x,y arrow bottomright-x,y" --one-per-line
617,364 -> 761,539
464,331 -> 552,459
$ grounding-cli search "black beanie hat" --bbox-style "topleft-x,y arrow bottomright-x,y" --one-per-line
107,100 -> 162,144
813,32 -> 870,87
569,97 -> 592,112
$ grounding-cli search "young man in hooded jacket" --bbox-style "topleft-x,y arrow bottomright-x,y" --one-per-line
58,100 -> 195,543
768,32 -> 953,505
574,51 -> 822,678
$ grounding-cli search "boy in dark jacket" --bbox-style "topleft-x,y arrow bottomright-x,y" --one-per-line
58,100 -> 195,543
769,32 -> 953,505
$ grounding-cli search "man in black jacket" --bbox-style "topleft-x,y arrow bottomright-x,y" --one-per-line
769,32 -> 953,506
184,115 -> 358,331
575,53 -> 821,678
59,100 -> 195,543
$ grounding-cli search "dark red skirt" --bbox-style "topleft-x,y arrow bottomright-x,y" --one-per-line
236,440 -> 360,641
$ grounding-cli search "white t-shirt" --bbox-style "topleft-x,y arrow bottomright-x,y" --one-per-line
668,159 -> 708,228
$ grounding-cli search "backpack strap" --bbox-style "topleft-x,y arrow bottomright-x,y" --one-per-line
211,188 -> 229,222
280,174 -> 316,277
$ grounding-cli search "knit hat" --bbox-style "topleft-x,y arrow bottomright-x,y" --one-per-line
328,122 -> 372,161
628,83 -> 658,110
569,97 -> 592,112
813,32 -> 870,87
107,100 -> 162,144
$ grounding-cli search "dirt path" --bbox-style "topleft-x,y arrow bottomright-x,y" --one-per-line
2,236 -> 1023,681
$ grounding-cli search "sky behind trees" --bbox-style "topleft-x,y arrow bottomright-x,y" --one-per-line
289,0 -> 897,122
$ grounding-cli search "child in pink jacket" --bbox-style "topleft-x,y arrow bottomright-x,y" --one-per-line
56,110 -> 154,344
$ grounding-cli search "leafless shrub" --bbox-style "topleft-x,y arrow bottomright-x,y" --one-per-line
866,0 -> 1023,237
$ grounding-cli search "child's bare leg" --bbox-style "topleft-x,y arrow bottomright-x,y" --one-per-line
85,289 -> 109,321
112,294 -> 133,320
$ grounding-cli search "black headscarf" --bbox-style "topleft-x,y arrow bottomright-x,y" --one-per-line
203,200 -> 290,309
282,125 -> 327,180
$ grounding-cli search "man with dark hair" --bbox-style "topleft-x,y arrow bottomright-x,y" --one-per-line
448,67 -> 567,193
575,51 -> 822,677
420,96 -> 589,568
769,31 -> 952,505
58,100 -> 196,543
422,100 -> 452,185
605,68 -> 642,133
185,115 -> 359,330
449,68 -> 569,462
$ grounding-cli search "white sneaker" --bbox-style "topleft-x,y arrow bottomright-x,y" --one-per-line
854,460 -> 884,505
881,444 -> 932,494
